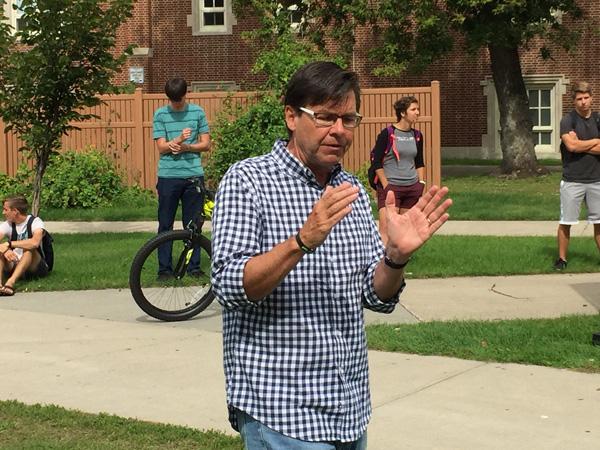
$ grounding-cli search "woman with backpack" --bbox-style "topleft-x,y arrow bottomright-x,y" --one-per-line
369,96 -> 426,244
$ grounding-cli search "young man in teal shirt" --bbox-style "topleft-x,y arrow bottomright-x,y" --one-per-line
153,78 -> 211,278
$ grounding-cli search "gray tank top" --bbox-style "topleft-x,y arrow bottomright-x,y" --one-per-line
383,129 -> 418,186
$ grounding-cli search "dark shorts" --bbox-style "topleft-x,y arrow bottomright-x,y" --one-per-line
4,256 -> 50,280
377,181 -> 424,210
27,258 -> 49,278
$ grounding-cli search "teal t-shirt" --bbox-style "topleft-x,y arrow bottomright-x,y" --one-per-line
153,103 -> 210,178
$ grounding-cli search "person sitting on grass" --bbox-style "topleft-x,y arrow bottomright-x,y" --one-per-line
0,195 -> 49,296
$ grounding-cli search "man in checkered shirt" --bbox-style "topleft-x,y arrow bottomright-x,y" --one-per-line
211,61 -> 452,449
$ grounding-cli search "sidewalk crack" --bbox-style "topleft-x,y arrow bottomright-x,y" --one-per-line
373,361 -> 488,409
399,303 -> 423,322
489,283 -> 529,300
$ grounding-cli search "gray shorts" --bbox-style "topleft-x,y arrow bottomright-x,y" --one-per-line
559,180 -> 600,224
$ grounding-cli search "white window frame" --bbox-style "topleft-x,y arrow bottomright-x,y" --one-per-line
278,1 -> 306,33
481,74 -> 569,159
3,0 -> 24,33
188,0 -> 236,36
528,87 -> 554,153
191,80 -> 239,92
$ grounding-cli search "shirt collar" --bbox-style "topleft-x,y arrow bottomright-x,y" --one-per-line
271,139 -> 342,188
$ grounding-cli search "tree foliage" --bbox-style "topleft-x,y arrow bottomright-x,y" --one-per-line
273,0 -> 583,76
235,0 -> 590,175
206,9 -> 341,184
0,0 -> 134,213
206,93 -> 288,183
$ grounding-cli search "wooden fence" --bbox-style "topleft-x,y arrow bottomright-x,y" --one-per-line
0,83 -> 441,190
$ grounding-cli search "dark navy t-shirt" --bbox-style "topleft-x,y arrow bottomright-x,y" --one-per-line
559,110 -> 600,183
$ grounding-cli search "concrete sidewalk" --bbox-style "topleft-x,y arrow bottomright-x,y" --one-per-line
1,271 -> 599,449
1,220 -> 599,448
44,220 -> 597,236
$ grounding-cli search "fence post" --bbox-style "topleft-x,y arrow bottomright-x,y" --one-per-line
0,117 -> 7,175
132,88 -> 145,187
430,81 -> 441,188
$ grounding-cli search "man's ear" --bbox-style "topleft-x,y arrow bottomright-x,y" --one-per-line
284,106 -> 298,133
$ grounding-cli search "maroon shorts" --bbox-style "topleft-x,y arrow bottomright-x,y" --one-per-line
377,181 -> 424,210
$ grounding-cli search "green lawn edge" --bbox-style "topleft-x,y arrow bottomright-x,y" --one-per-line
0,400 -> 242,450
367,315 -> 600,373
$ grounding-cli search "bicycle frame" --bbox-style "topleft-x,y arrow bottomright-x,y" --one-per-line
172,229 -> 206,279
129,176 -> 216,321
171,177 -> 214,280
186,176 -> 215,232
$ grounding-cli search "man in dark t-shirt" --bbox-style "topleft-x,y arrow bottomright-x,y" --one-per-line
554,81 -> 600,270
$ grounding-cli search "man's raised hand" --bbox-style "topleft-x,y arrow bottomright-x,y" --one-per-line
384,185 -> 452,263
298,182 -> 359,250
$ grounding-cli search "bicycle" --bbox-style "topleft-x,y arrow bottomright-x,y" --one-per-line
129,178 -> 216,321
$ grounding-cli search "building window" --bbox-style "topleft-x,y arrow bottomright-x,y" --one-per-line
3,0 -> 26,33
481,75 -> 569,159
280,1 -> 303,32
528,88 -> 553,150
202,0 -> 224,27
276,1 -> 309,33
189,0 -> 236,35
190,80 -> 239,92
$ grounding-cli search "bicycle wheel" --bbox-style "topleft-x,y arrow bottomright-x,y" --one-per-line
129,230 -> 214,321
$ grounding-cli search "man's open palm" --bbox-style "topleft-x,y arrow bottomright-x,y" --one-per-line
385,186 -> 452,260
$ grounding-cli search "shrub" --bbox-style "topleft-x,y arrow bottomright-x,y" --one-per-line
114,184 -> 156,205
42,148 -> 124,208
205,30 -> 342,185
0,165 -> 33,201
206,93 -> 287,184
353,163 -> 370,191
0,173 -> 17,199
352,163 -> 376,205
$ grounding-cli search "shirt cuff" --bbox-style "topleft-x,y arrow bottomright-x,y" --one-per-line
362,260 -> 404,313
212,255 -> 264,310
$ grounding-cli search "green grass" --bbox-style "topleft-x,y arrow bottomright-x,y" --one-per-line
443,173 -> 564,220
367,315 -> 600,372
20,233 -> 149,292
442,158 -> 562,166
42,197 -> 158,221
43,203 -> 158,221
0,400 -> 242,449
14,233 -> 599,293
18,232 -> 214,292
36,170 -> 567,222
41,188 -> 159,221
408,235 -> 600,278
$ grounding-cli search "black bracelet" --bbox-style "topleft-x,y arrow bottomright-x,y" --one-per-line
384,253 -> 410,269
8,241 -> 12,250
295,233 -> 315,254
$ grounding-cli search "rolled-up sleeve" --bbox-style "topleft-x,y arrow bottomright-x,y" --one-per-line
362,257 -> 404,313
359,190 -> 404,312
211,165 -> 265,310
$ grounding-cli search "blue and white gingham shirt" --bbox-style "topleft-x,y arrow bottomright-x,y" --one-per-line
211,139 -> 403,442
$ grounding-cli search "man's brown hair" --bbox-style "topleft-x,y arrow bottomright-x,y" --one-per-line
3,195 -> 29,215
572,81 -> 592,99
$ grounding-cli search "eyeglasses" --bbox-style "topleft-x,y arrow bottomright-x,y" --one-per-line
299,107 -> 362,129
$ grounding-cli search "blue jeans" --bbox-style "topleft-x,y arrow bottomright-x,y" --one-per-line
236,409 -> 367,450
156,177 -> 204,274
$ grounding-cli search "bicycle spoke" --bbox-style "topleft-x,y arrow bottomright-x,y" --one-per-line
129,230 -> 214,321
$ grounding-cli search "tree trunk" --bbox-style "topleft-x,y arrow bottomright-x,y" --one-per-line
31,150 -> 49,216
488,44 -> 543,176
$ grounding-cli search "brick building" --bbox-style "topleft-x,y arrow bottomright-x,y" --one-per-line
4,0 -> 599,160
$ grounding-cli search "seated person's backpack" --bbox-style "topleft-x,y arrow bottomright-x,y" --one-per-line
11,216 -> 54,272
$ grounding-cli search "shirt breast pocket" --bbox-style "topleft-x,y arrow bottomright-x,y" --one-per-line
332,212 -> 374,275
